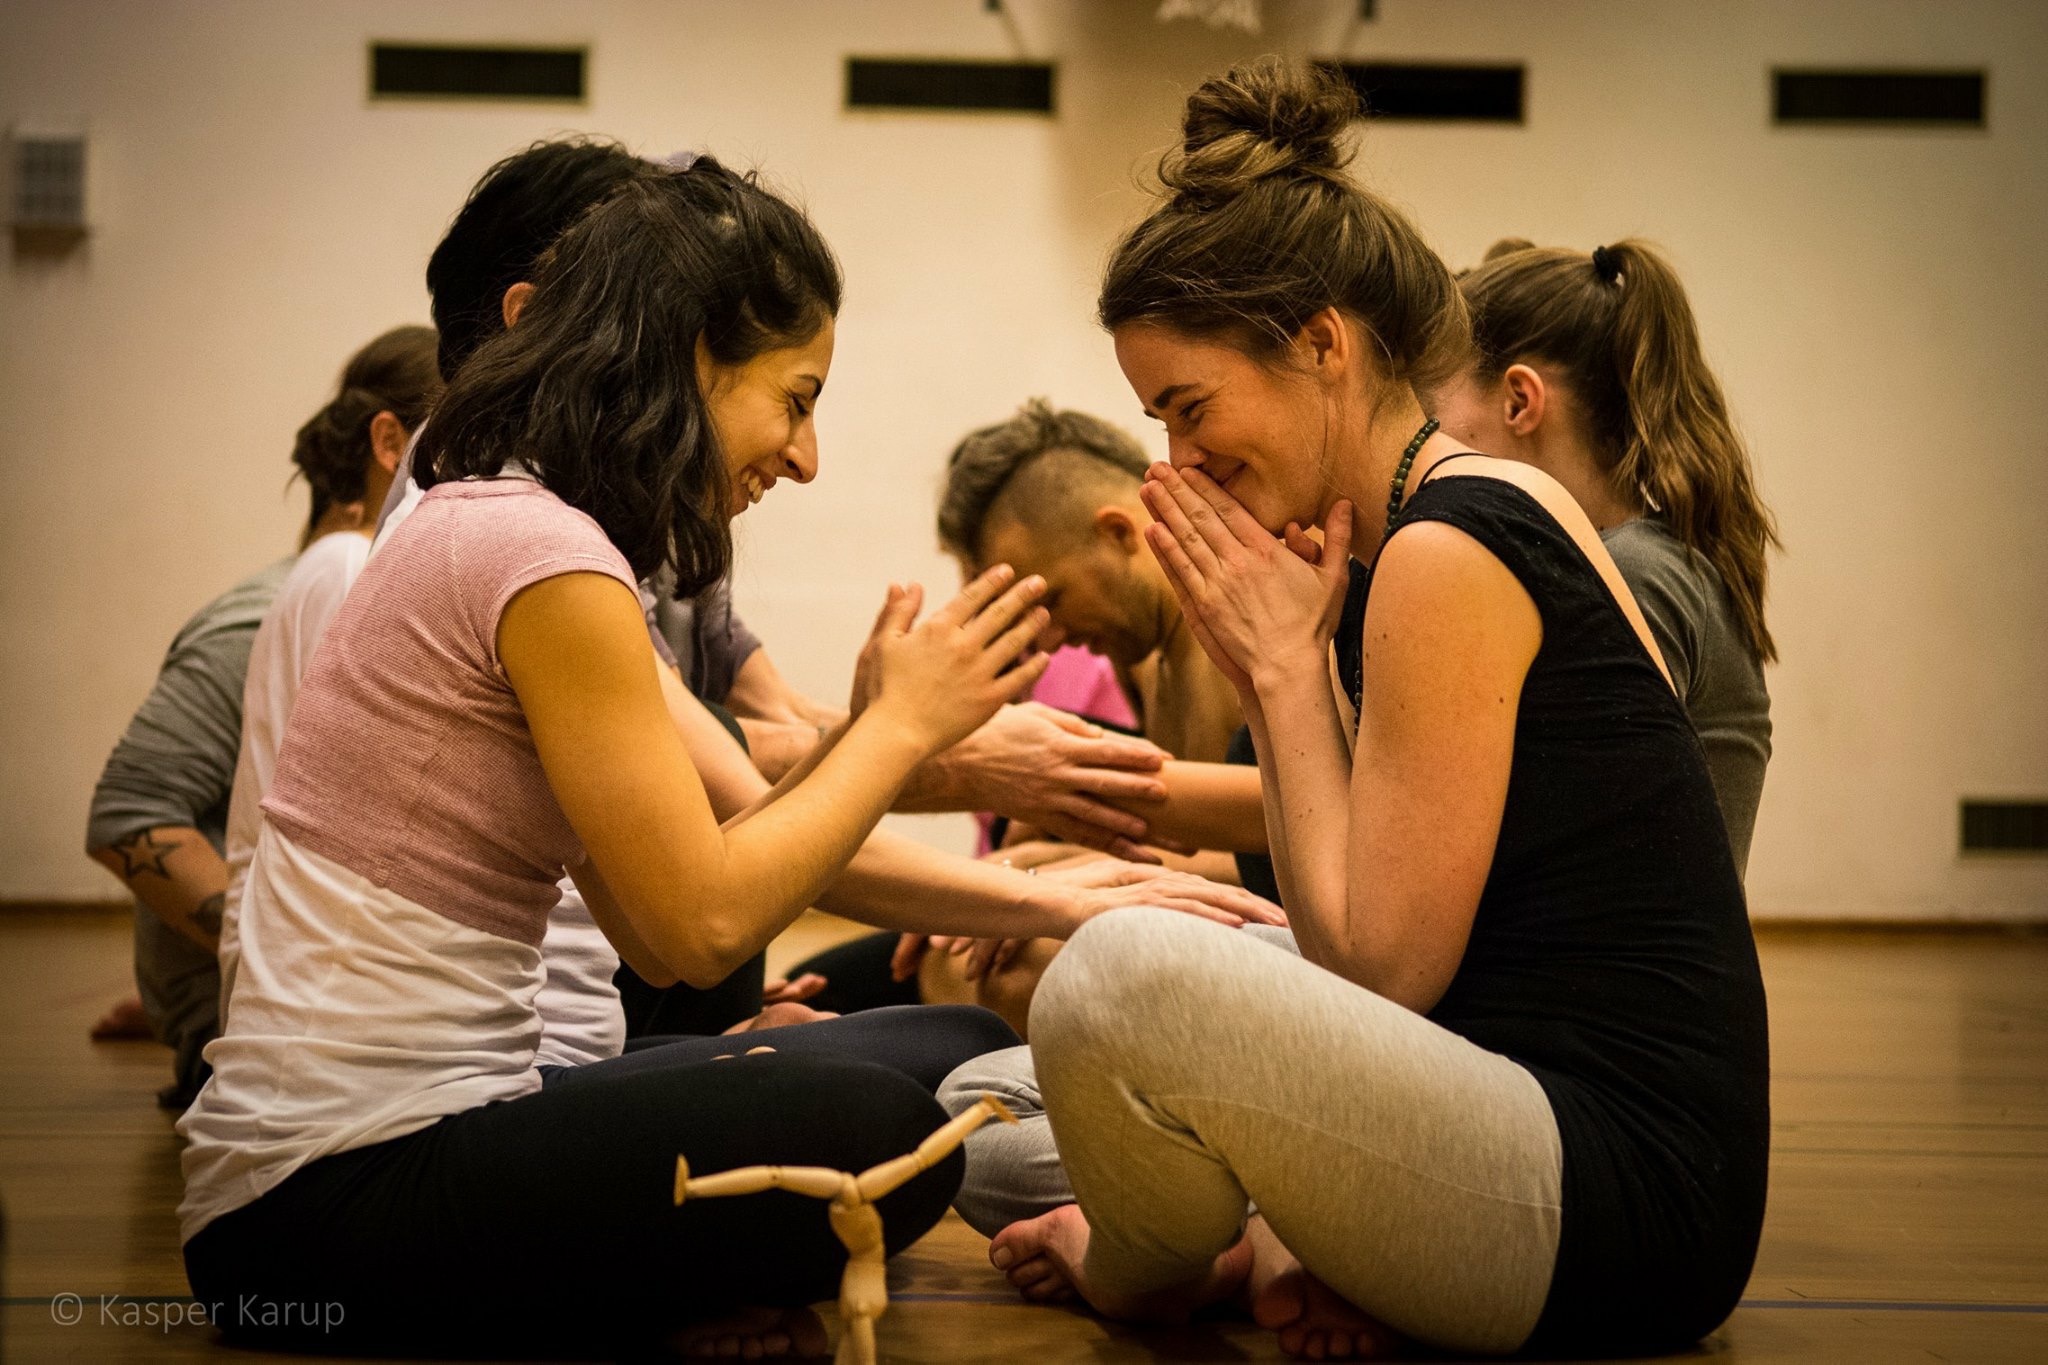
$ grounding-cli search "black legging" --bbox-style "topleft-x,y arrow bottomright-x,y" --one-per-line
561,1004 -> 1017,1094
185,1048 -> 982,1356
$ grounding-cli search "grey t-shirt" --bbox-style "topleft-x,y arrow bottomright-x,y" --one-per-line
644,567 -> 763,707
86,557 -> 294,1081
1601,519 -> 1771,876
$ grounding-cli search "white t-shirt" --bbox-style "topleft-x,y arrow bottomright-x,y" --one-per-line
219,524 -> 623,1060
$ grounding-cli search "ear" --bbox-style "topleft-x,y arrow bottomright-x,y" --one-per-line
1502,362 -> 1548,437
1294,306 -> 1351,376
368,411 -> 408,474
1094,504 -> 1145,555
501,281 -> 536,329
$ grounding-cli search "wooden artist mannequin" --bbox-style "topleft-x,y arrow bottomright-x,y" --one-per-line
675,1093 -> 1019,1365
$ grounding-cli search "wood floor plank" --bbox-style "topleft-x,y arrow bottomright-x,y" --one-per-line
3,912 -> 2044,1362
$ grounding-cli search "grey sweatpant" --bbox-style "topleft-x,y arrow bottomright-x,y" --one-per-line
939,908 -> 1563,1355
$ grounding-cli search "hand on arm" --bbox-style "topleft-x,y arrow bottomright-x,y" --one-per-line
90,828 -> 227,953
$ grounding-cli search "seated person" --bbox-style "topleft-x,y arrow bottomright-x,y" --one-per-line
955,59 -> 1771,1365
83,325 -> 440,1109
377,138 -> 1272,1054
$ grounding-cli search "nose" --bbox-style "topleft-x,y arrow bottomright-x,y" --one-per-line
1165,430 -> 1205,469
780,425 -> 818,484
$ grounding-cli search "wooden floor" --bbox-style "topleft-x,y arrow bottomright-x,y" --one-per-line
3,908 -> 2045,1363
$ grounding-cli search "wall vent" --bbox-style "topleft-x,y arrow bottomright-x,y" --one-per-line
1773,70 -> 1984,127
370,44 -> 586,102
1961,801 -> 2048,853
845,58 -> 1054,114
1322,62 -> 1524,123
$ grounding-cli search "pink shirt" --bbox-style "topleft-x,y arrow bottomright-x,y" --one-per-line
262,479 -> 637,946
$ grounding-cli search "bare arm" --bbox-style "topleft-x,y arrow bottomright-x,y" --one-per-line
1249,522 -> 1538,1009
505,568 -> 1048,989
89,829 -> 226,953
1102,759 -> 1268,854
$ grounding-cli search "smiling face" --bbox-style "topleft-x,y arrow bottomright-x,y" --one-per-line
1112,322 -> 1336,533
695,314 -> 836,518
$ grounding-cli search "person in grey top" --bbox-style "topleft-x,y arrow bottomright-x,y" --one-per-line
85,326 -> 440,1108
86,558 -> 292,1108
1435,237 -> 1780,874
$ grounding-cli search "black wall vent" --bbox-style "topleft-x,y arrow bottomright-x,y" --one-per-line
1322,62 -> 1524,123
1774,70 -> 1984,127
846,58 -> 1054,113
371,44 -> 586,102
1961,801 -> 2048,853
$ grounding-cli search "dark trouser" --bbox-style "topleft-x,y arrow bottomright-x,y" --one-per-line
787,930 -> 925,1016
556,1005 -> 1019,1095
615,950 -> 766,1037
185,1050 -> 972,1356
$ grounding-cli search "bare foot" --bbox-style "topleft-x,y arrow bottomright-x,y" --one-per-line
1244,1216 -> 1402,1360
90,995 -> 151,1041
671,1304 -> 829,1359
990,1203 -> 1252,1322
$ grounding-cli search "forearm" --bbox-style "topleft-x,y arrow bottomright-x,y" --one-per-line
815,829 -> 1080,939
89,827 -> 226,953
1106,761 -> 1268,853
1246,669 -> 1354,966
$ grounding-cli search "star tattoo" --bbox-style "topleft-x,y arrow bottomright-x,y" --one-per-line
111,828 -> 181,880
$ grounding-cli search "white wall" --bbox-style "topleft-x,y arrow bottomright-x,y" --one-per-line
3,0 -> 2042,920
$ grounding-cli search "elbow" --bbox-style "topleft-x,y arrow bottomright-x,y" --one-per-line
665,924 -> 754,992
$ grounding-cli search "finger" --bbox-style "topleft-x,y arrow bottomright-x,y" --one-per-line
1148,895 -> 1247,928
1180,463 -> 1273,549
948,937 -> 975,957
966,938 -> 1000,980
1108,836 -> 1164,864
1321,499 -> 1356,586
962,577 -> 1049,649
1001,649 -> 1052,700
929,563 -> 1015,629
1143,832 -> 1200,857
981,602 -> 1051,672
1030,703 -> 1102,738
992,938 -> 1026,973
889,933 -> 927,981
1140,475 -> 1223,582
783,972 -> 827,1002
876,582 -> 920,639
1061,767 -> 1169,803
1145,520 -> 1210,606
1050,795 -> 1152,840
1282,522 -> 1322,565
1062,732 -> 1167,772
1152,876 -> 1288,925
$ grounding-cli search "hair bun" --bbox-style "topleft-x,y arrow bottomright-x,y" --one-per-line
1162,56 -> 1359,208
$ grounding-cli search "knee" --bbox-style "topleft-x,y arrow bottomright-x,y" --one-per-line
923,1004 -> 1023,1062
1032,908 -> 1244,1082
938,1044 -> 1039,1120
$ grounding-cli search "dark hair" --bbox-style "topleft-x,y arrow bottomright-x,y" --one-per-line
414,158 -> 842,595
1100,57 -> 1468,396
1459,239 -> 1780,662
425,139 -> 652,382
290,325 -> 441,544
937,399 -> 1151,561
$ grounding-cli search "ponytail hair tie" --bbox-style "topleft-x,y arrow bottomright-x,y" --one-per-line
1591,244 -> 1622,284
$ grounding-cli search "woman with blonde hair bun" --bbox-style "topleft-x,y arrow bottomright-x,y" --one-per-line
983,57 -> 1768,1360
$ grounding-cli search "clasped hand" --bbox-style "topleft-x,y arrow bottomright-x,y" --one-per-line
1137,463 -> 1354,696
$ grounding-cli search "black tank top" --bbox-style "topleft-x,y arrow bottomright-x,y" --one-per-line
1340,471 -> 1770,1355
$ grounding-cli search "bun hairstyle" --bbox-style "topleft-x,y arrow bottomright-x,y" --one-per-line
290,324 -> 441,545
1459,239 -> 1780,663
1101,56 -> 1468,397
414,157 -> 842,597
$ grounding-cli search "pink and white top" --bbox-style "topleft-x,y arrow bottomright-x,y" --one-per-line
178,479 -> 638,1242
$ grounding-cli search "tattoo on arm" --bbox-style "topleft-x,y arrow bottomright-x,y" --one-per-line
192,892 -> 225,938
111,828 -> 183,880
